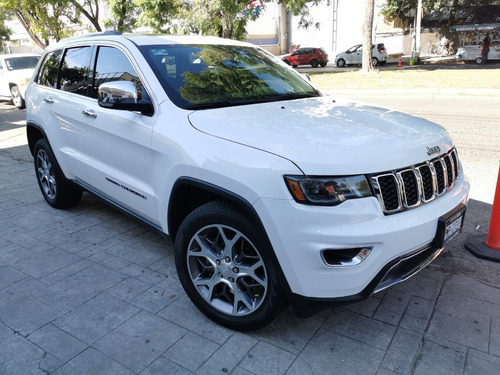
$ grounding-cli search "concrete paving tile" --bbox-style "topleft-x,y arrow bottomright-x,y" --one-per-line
0,333 -> 60,375
121,263 -> 169,285
465,349 -> 500,375
196,332 -> 257,375
412,340 -> 466,375
0,276 -> 45,308
163,332 -> 220,371
142,357 -> 195,375
0,263 -> 26,290
286,328 -> 385,375
88,251 -> 131,271
148,252 -> 179,278
93,310 -> 186,373
28,323 -> 87,362
392,268 -> 444,300
491,317 -> 500,357
105,236 -> 170,267
251,308 -> 324,354
130,277 -> 184,313
54,293 -> 140,344
50,225 -> 121,253
107,277 -> 151,301
12,248 -> 81,279
158,295 -> 233,345
399,314 -> 428,335
0,243 -> 36,265
405,295 -> 435,320
342,294 -> 383,318
426,294 -> 491,352
239,341 -> 295,375
3,208 -> 68,231
378,328 -> 422,375
35,264 -> 127,313
231,368 -> 255,375
53,347 -> 135,375
0,296 -> 61,335
0,321 -> 12,340
443,275 -> 500,309
373,289 -> 412,325
39,259 -> 93,286
323,308 -> 397,350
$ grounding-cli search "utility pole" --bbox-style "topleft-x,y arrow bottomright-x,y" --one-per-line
415,0 -> 423,61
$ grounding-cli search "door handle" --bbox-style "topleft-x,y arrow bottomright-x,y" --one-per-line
43,97 -> 54,103
82,109 -> 97,118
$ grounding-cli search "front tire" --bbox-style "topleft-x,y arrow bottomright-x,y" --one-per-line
336,58 -> 346,67
10,86 -> 25,109
175,201 -> 285,331
310,59 -> 319,68
34,139 -> 82,209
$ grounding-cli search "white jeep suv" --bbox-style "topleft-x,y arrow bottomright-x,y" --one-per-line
26,32 -> 469,331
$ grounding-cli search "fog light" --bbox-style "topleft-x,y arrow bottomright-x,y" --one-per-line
321,247 -> 372,267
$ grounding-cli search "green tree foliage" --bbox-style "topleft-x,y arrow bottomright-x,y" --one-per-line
104,0 -> 138,32
134,0 -> 183,33
382,0 -> 500,26
178,0 -> 264,40
68,0 -> 102,32
0,0 -> 80,48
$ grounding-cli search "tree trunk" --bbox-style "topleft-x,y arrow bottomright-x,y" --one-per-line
14,11 -> 46,50
361,0 -> 375,73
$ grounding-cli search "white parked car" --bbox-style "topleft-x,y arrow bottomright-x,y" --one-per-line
0,53 -> 40,108
335,43 -> 388,67
456,40 -> 500,64
26,32 -> 469,330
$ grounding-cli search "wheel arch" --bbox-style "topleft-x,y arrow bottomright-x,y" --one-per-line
26,122 -> 48,156
168,177 -> 262,242
168,177 -> 293,313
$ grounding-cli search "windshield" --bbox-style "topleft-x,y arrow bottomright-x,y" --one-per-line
139,44 -> 321,110
4,56 -> 39,71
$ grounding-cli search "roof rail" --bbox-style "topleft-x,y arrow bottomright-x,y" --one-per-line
58,31 -> 122,43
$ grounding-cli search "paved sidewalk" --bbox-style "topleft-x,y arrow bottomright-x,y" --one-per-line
1,118 -> 500,374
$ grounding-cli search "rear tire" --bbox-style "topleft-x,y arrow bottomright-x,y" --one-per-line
372,57 -> 379,66
34,139 -> 82,209
475,57 -> 483,64
310,59 -> 319,68
175,201 -> 285,331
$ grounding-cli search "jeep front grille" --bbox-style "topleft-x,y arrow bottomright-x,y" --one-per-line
372,149 -> 461,214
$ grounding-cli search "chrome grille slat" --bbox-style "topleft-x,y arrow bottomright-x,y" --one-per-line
372,148 -> 461,215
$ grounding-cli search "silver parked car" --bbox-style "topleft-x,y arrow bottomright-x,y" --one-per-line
0,53 -> 40,108
335,44 -> 388,67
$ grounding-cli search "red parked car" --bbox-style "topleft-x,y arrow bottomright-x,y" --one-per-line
282,47 -> 329,68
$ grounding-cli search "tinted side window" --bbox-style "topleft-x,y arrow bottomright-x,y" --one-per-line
59,46 -> 93,96
93,46 -> 144,100
36,50 -> 63,88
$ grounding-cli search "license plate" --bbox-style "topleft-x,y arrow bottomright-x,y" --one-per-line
433,204 -> 466,248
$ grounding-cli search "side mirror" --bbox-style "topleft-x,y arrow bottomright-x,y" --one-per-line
98,81 -> 153,116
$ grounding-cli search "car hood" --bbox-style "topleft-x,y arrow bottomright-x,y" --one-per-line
5,68 -> 36,81
187,96 -> 453,175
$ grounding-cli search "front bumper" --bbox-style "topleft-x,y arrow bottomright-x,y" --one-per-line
254,173 -> 470,302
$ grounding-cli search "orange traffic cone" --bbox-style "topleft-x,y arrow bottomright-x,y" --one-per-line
398,56 -> 402,67
465,162 -> 500,261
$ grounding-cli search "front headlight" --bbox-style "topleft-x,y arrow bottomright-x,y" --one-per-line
284,175 -> 372,205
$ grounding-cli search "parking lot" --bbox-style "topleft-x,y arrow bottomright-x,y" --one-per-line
1,84 -> 500,374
